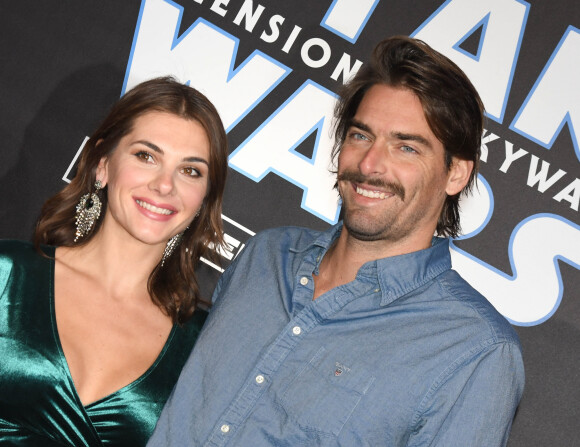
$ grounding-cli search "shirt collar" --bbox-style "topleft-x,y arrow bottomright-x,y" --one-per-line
372,237 -> 451,306
288,222 -> 343,254
290,222 -> 452,307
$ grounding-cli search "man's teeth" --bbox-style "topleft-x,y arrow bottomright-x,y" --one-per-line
136,200 -> 174,215
356,186 -> 386,199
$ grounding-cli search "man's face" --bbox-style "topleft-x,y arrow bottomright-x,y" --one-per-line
337,84 -> 471,254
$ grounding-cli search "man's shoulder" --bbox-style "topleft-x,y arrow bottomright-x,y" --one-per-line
246,226 -> 328,251
220,225 -> 329,283
437,269 -> 520,345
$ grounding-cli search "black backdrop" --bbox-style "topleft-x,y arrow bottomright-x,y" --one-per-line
1,1 -> 579,445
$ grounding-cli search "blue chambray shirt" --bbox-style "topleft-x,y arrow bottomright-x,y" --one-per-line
148,223 -> 524,447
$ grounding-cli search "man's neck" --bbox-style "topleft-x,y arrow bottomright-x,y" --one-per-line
313,227 -> 432,299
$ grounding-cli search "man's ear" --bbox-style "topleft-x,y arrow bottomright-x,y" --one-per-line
445,158 -> 474,196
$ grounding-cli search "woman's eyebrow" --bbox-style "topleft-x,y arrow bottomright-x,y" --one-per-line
133,140 -> 209,165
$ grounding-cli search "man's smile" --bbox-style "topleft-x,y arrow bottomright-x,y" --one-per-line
354,184 -> 390,199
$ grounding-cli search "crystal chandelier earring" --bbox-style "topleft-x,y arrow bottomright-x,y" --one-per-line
74,180 -> 103,242
162,207 -> 201,265
161,232 -> 183,266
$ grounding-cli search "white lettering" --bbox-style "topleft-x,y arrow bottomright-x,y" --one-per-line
282,25 -> 302,53
330,52 -> 363,83
499,141 -> 527,173
232,0 -> 265,32
413,0 -> 529,122
228,81 -> 340,223
481,129 -> 501,162
553,178 -> 580,211
511,27 -> 580,162
124,0 -> 290,131
451,214 -> 580,325
210,0 -> 229,17
301,38 -> 331,68
527,155 -> 567,193
260,14 -> 285,43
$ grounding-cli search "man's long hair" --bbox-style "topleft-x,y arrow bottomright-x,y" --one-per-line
333,36 -> 484,238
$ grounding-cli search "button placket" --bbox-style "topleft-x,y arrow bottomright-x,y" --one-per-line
208,267 -> 320,446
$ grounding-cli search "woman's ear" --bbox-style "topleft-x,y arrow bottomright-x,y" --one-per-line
95,140 -> 108,187
445,158 -> 474,196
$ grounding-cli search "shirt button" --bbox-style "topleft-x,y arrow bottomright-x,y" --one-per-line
255,374 -> 265,384
221,424 -> 230,433
300,276 -> 309,285
292,326 -> 302,335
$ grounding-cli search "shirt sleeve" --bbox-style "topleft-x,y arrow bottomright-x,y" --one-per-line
407,340 -> 525,447
210,245 -> 242,305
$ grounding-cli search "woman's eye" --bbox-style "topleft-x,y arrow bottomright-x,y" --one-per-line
182,166 -> 201,178
135,151 -> 154,162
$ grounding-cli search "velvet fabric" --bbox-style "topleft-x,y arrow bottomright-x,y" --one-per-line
0,240 -> 206,446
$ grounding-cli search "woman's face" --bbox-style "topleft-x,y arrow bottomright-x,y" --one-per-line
96,110 -> 210,249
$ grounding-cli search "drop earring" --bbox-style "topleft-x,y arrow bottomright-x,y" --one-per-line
161,232 -> 183,266
74,180 -> 103,242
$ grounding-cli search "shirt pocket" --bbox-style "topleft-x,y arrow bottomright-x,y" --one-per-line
275,346 -> 376,437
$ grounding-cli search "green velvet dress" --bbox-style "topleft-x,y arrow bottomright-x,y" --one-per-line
0,240 -> 207,446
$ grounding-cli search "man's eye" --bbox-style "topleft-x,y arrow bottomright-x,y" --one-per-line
349,132 -> 368,141
401,145 -> 417,153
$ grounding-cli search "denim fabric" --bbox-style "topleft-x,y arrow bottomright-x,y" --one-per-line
148,224 -> 524,447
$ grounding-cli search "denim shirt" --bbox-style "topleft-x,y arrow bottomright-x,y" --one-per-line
148,224 -> 524,447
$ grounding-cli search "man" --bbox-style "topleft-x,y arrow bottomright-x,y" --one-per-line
148,36 -> 524,446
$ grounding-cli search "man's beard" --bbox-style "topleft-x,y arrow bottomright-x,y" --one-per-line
337,170 -> 407,242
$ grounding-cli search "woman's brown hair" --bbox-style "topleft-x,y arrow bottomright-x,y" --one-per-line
34,76 -> 228,324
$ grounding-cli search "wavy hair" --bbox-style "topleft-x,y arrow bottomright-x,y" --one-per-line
34,76 -> 228,324
333,36 -> 484,238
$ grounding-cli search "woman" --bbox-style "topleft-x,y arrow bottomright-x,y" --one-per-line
0,77 -> 228,446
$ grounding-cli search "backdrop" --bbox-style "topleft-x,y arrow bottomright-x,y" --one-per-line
1,1 -> 578,445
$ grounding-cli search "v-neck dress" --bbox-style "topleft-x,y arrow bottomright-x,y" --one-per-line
0,240 -> 207,446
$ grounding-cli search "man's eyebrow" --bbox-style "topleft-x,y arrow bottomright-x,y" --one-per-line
348,119 -> 373,135
132,140 -> 209,165
391,131 -> 432,148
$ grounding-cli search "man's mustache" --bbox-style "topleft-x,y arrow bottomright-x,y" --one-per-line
338,170 -> 405,201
